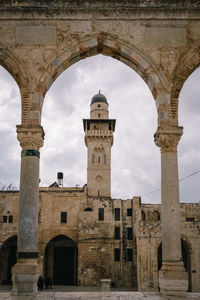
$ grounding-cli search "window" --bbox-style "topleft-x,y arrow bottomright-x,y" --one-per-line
115,208 -> 120,221
127,228 -> 133,240
127,208 -> 132,216
114,248 -> 120,261
8,216 -> 13,223
127,248 -> 133,261
84,207 -> 93,211
92,154 -> 95,164
98,104 -> 101,107
104,154 -> 106,164
98,113 -> 100,118
98,156 -> 100,163
186,217 -> 195,222
61,212 -> 67,223
3,216 -> 7,223
98,208 -> 104,221
114,227 -> 120,239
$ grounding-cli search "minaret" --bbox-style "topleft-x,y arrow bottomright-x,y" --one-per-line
83,91 -> 116,197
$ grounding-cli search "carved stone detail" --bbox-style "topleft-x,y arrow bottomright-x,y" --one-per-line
154,127 -> 183,152
17,125 -> 45,151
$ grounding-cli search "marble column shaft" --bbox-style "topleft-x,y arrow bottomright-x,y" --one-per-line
154,126 -> 183,262
16,125 -> 44,257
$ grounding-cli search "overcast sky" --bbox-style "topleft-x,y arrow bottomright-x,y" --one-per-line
0,54 -> 200,204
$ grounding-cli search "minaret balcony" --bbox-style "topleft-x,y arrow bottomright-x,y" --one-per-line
85,130 -> 113,137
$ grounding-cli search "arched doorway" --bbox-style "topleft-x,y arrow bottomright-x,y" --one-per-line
44,235 -> 78,285
157,239 -> 192,291
0,235 -> 17,284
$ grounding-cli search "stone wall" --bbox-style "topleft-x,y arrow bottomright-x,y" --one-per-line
0,190 -> 199,291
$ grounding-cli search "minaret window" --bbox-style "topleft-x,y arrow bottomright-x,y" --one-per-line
98,156 -> 100,163
98,113 -> 100,118
98,104 -> 101,107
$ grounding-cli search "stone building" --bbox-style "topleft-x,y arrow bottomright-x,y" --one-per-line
0,93 -> 199,292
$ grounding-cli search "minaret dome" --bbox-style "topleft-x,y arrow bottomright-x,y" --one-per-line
90,91 -> 109,119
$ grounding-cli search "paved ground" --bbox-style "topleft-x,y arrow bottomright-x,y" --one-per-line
0,286 -> 199,300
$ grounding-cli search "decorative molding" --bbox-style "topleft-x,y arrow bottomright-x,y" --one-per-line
21,149 -> 40,158
154,126 -> 183,152
17,125 -> 45,151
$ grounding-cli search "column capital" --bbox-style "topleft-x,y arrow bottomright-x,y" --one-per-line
16,125 -> 45,151
154,126 -> 183,152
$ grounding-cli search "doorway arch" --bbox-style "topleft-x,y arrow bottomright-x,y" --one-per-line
44,235 -> 78,285
157,239 -> 192,291
0,235 -> 17,284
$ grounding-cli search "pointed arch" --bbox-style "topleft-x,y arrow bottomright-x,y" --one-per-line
35,34 -> 170,126
0,46 -> 30,124
171,46 -> 200,125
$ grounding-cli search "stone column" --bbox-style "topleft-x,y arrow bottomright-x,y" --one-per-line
11,125 -> 44,296
154,126 -> 188,297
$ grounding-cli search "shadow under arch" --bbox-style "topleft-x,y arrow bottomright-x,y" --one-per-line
36,34 -> 169,125
157,239 -> 192,291
44,235 -> 78,285
0,46 -> 30,124
0,235 -> 17,284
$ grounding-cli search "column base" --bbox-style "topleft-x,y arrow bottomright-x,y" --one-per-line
159,261 -> 188,298
11,259 -> 39,296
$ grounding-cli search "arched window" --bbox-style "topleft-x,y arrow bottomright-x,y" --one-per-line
152,211 -> 160,221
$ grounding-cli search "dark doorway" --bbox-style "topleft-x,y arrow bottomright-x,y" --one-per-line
53,247 -> 74,284
157,239 -> 192,291
45,235 -> 77,285
0,235 -> 17,284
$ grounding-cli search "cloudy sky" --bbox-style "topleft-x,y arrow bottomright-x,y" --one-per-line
0,54 -> 200,204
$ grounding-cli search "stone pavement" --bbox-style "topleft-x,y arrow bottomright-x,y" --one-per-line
0,286 -> 199,300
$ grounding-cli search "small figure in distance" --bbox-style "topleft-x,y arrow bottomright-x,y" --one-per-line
44,276 -> 52,289
37,275 -> 44,291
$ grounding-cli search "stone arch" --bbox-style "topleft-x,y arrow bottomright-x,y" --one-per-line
44,235 -> 78,285
171,46 -> 200,125
0,47 -> 30,125
157,239 -> 192,291
35,34 -> 169,126
0,235 -> 17,284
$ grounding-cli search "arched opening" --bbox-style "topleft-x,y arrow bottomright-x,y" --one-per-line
157,239 -> 192,291
0,235 -> 17,284
178,67 -> 200,203
0,66 -> 20,190
151,211 -> 160,222
40,54 -> 160,202
44,235 -> 78,285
